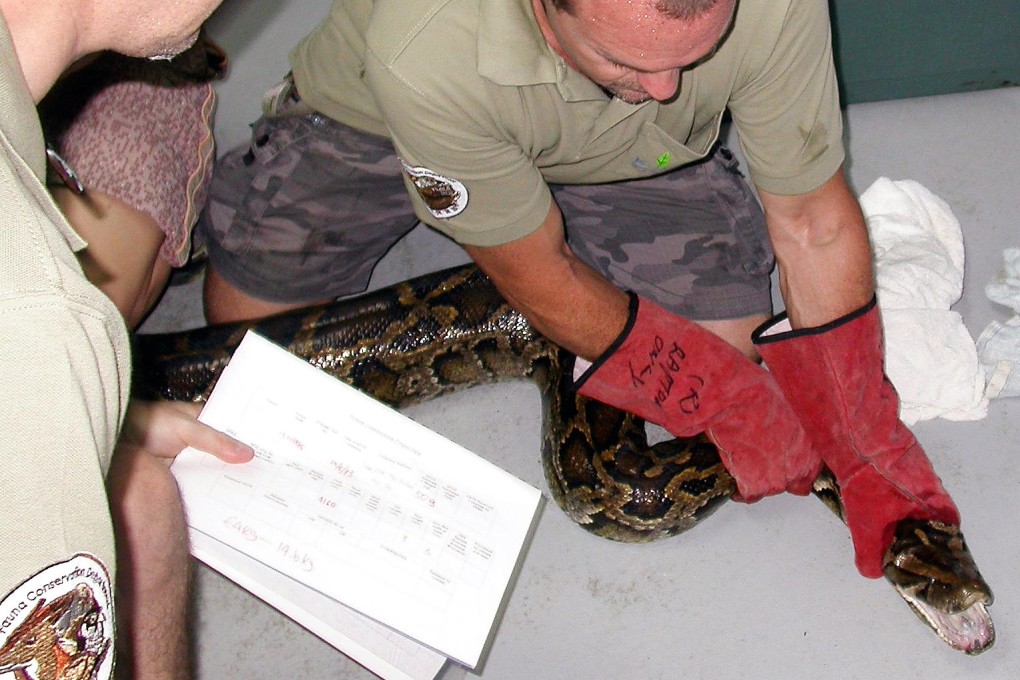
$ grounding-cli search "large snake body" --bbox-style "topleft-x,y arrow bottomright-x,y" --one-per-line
134,264 -> 994,654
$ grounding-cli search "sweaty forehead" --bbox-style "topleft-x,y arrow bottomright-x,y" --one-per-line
573,0 -> 735,70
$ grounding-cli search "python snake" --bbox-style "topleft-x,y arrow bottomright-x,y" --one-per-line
134,264 -> 995,654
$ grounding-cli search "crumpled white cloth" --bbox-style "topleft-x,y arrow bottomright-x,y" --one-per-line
860,177 -> 988,425
976,247 -> 1020,398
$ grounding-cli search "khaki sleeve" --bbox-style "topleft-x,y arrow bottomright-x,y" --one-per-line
364,41 -> 551,247
727,0 -> 846,196
0,303 -> 121,592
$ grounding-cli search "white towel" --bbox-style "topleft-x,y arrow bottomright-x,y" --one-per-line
976,247 -> 1020,398
860,178 -> 988,425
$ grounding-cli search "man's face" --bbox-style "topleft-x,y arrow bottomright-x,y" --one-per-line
533,0 -> 736,104
103,0 -> 224,59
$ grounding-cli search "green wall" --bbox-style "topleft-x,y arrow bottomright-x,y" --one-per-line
830,0 -> 1020,103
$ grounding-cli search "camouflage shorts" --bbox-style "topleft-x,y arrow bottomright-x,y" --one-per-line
554,147 -> 774,321
199,109 -> 417,303
201,103 -> 772,316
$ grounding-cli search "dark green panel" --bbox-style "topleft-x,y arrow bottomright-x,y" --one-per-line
830,0 -> 1020,103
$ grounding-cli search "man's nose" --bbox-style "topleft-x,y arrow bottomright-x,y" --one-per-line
636,69 -> 681,101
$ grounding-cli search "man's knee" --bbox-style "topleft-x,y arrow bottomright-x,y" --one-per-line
694,314 -> 769,362
202,264 -> 328,324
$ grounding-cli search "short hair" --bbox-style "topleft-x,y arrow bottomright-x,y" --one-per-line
549,0 -> 721,21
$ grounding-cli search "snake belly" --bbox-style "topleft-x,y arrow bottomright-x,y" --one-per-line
133,263 -> 994,652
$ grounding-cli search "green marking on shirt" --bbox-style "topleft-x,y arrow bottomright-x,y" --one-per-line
656,152 -> 671,168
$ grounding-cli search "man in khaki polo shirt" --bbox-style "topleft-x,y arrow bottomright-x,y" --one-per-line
0,1 -> 252,678
199,0 -> 968,584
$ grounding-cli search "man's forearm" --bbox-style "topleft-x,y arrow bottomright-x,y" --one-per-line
501,257 -> 630,361
760,167 -> 875,329
464,193 -> 772,362
463,202 -> 631,361
753,166 -> 965,578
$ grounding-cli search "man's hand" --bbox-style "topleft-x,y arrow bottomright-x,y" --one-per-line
464,197 -> 817,500
118,400 -> 253,466
575,294 -> 820,502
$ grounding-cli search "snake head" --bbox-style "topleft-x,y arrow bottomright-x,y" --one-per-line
883,519 -> 993,612
883,519 -> 995,654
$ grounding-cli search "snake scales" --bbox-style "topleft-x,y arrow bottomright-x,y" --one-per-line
134,264 -> 995,654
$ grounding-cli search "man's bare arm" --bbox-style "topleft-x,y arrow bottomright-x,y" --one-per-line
758,166 -> 874,328
463,199 -> 630,361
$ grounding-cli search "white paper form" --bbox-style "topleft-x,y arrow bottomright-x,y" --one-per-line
189,530 -> 446,680
171,331 -> 542,669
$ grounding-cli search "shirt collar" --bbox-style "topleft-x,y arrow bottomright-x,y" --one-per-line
0,13 -> 46,182
476,0 -> 612,103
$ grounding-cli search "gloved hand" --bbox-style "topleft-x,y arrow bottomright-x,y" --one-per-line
574,293 -> 820,502
753,297 -> 961,577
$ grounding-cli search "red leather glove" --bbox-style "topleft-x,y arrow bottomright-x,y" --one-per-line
574,293 -> 820,502
753,298 -> 960,577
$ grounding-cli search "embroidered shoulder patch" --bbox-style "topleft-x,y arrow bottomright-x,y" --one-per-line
0,553 -> 115,679
400,160 -> 468,219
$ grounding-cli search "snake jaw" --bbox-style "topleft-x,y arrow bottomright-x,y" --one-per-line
894,594 -> 994,655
